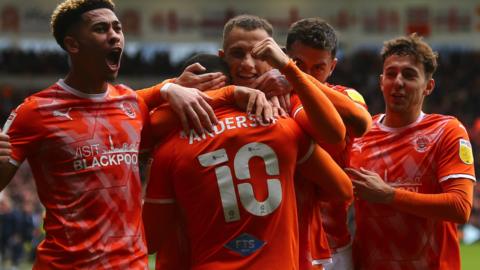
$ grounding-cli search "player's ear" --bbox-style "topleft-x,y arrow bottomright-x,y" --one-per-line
424,78 -> 435,96
328,57 -> 338,76
218,49 -> 225,58
64,36 -> 80,54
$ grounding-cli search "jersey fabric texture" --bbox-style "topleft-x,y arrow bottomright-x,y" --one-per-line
350,112 -> 476,270
145,106 -> 314,270
4,80 -> 150,269
290,83 -> 367,268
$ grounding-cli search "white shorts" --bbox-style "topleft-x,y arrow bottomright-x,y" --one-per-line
323,242 -> 353,270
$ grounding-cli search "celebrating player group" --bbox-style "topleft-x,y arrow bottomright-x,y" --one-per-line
0,0 -> 475,269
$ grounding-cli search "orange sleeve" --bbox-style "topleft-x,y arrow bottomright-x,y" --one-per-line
280,60 -> 345,144
392,178 -> 474,224
149,86 -> 236,142
204,85 -> 236,108
305,74 -> 372,138
297,145 -> 353,202
136,79 -> 175,110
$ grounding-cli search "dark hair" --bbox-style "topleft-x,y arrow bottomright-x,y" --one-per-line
223,14 -> 273,48
51,0 -> 115,50
286,18 -> 337,58
381,33 -> 438,78
181,54 -> 232,84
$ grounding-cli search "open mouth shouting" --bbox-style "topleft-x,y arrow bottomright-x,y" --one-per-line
106,47 -> 122,72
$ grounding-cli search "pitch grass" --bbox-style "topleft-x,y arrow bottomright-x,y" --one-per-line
461,242 -> 480,270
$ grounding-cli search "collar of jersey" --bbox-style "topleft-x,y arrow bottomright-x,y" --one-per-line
377,111 -> 426,132
57,79 -> 109,100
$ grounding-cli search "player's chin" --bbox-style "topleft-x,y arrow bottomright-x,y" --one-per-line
106,72 -> 119,82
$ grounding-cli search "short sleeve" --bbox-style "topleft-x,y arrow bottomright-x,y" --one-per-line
144,144 -> 176,203
436,118 -> 476,183
3,100 -> 44,166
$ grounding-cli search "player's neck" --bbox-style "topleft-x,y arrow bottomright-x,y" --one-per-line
383,110 -> 421,128
64,71 -> 109,95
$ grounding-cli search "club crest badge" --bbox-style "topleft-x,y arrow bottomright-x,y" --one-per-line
121,102 -> 136,119
413,134 -> 430,153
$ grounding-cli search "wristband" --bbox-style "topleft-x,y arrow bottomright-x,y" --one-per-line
160,82 -> 173,100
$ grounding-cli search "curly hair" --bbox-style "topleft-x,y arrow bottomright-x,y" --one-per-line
381,33 -> 438,78
286,18 -> 337,58
51,0 -> 115,50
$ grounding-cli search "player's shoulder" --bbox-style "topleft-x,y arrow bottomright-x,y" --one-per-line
423,113 -> 465,132
112,84 -> 137,96
329,83 -> 366,105
14,83 -> 64,113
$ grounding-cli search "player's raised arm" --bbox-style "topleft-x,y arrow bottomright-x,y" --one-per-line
305,74 -> 372,137
252,37 -> 346,144
298,144 -> 353,202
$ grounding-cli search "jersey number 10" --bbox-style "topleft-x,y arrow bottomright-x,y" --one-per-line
198,142 -> 282,223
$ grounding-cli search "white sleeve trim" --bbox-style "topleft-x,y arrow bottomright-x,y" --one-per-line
297,140 -> 315,165
8,158 -> 20,167
439,174 -> 476,183
143,198 -> 175,204
312,258 -> 333,265
292,106 -> 304,118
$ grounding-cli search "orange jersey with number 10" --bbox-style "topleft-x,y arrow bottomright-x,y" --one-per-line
145,106 -> 314,270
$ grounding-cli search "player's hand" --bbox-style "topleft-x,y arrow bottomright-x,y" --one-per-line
175,63 -> 227,91
269,96 -> 288,118
0,129 -> 12,164
165,84 -> 218,135
233,86 -> 274,125
251,37 -> 290,70
251,69 -> 292,109
345,167 -> 395,204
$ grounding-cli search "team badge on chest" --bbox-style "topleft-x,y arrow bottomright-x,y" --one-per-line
120,102 -> 136,119
413,134 -> 431,153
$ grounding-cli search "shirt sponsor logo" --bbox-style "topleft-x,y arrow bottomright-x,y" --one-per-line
459,139 -> 474,165
73,136 -> 139,171
384,169 -> 421,192
224,233 -> 266,256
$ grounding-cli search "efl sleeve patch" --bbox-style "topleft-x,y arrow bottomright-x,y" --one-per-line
345,89 -> 366,105
459,139 -> 474,165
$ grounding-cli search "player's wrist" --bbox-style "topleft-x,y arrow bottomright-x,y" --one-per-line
160,82 -> 173,100
382,186 -> 396,204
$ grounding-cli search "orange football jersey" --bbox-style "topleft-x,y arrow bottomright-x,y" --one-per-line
290,84 -> 367,267
350,113 -> 476,270
4,80 -> 150,269
145,106 -> 314,270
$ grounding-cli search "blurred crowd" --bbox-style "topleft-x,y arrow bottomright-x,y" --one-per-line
0,48 -> 479,267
